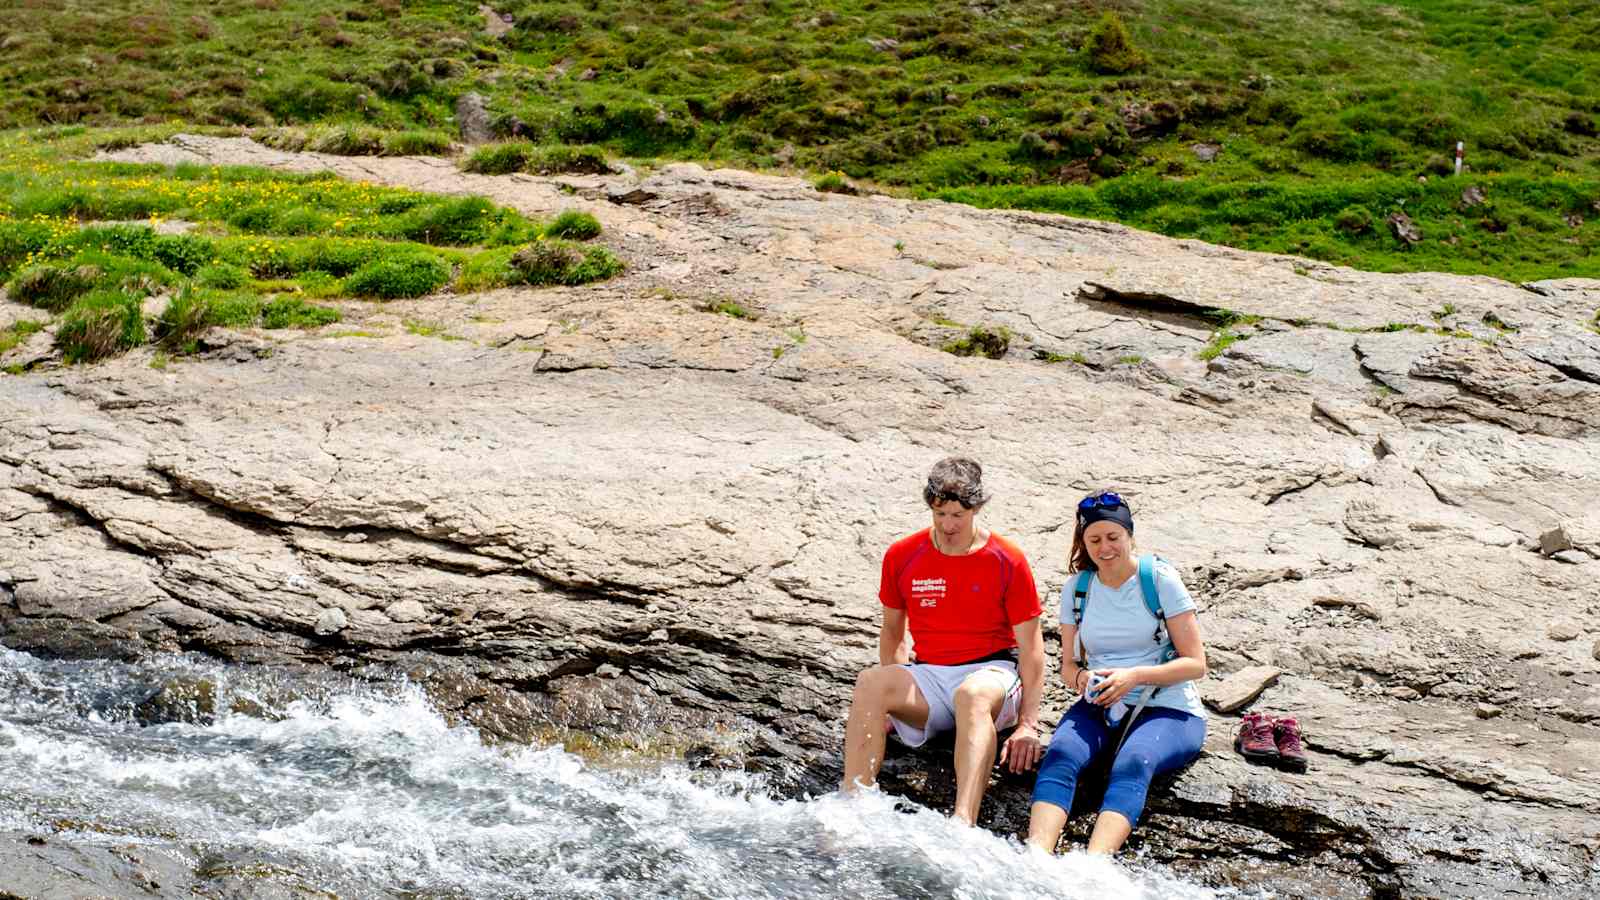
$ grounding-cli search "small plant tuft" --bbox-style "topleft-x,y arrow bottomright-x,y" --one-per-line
261,297 -> 341,329
943,325 -> 1011,359
508,240 -> 624,286
9,264 -> 102,312
1084,12 -> 1146,75
344,253 -> 452,299
57,290 -> 147,363
544,209 -> 603,240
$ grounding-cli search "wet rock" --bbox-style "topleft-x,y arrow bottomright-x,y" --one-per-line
0,830 -> 196,899
454,91 -> 493,144
1203,665 -> 1282,713
134,676 -> 217,726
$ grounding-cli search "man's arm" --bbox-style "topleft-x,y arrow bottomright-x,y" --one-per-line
999,616 -> 1045,772
878,607 -> 911,667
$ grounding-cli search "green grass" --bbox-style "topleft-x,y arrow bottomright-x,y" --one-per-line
544,209 -> 602,240
0,127 -> 624,364
700,297 -> 755,320
1198,329 -> 1248,361
460,142 -> 613,176
0,318 -> 45,355
1,1 -> 1597,280
943,324 -> 1011,359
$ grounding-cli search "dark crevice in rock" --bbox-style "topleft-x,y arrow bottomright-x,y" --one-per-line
1076,282 -> 1220,329
18,487 -> 163,562
1264,474 -> 1324,506
1528,355 -> 1600,388
1412,467 -> 1459,507
1310,403 -> 1359,436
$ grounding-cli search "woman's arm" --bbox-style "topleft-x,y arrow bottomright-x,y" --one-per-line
1058,623 -> 1091,694
1138,610 -> 1207,686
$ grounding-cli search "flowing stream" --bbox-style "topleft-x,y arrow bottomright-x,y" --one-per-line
0,648 -> 1234,899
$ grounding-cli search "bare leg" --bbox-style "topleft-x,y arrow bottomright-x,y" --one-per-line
949,670 -> 1010,825
1026,801 -> 1069,852
1086,810 -> 1132,854
840,665 -> 927,793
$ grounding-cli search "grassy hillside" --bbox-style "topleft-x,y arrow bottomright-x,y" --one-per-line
2,0 -> 1598,280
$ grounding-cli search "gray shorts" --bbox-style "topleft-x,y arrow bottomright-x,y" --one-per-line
888,660 -> 1023,748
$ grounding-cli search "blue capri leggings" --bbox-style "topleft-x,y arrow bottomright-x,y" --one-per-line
1032,701 -> 1205,827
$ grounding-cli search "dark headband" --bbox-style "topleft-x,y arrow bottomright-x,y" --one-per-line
1077,504 -> 1134,534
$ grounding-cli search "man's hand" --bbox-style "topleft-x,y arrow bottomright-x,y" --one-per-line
998,721 -> 1043,773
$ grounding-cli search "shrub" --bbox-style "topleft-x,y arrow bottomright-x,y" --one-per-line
306,125 -> 385,156
195,262 -> 249,289
260,75 -> 367,122
391,196 -> 500,245
942,325 -> 1011,359
8,264 -> 102,312
454,247 -> 518,292
344,253 -> 451,298
0,220 -> 54,280
543,209 -> 602,240
460,142 -> 612,175
261,297 -> 341,329
57,289 -> 147,363
382,130 -> 453,156
1334,206 -> 1373,234
151,234 -> 216,275
509,240 -> 624,286
461,142 -> 534,175
1084,12 -> 1145,75
814,171 -> 858,194
154,285 -> 214,349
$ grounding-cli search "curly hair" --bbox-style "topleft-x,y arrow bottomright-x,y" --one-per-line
922,457 -> 990,510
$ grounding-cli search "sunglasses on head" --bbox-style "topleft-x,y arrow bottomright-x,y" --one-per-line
1077,491 -> 1126,511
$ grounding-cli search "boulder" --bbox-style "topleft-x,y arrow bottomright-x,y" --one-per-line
454,91 -> 494,144
1204,666 -> 1282,713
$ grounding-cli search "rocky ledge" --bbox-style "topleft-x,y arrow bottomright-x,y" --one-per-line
3,135 -> 1599,898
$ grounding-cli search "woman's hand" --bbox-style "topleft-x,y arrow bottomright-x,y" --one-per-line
1088,668 -> 1143,706
999,721 -> 1043,773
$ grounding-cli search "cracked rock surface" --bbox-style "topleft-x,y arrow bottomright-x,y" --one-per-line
3,135 -> 1600,897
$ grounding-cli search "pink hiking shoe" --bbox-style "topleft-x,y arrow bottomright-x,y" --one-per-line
1272,716 -> 1309,773
1234,711 -> 1278,764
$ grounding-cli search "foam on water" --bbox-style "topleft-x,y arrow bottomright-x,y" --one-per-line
0,648 -> 1228,899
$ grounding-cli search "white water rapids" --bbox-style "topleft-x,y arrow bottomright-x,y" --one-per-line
0,648 -> 1235,898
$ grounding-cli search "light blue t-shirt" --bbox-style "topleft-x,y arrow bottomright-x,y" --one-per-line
1058,559 -> 1205,719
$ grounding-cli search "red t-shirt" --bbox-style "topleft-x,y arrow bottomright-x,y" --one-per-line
878,530 -> 1042,666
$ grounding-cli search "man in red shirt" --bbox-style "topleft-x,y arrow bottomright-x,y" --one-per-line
840,457 -> 1046,824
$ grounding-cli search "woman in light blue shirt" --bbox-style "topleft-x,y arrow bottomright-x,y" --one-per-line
1026,490 -> 1209,855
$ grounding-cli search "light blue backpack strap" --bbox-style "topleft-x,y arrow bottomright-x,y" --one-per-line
1071,570 -> 1093,668
1071,570 -> 1093,627
1137,554 -> 1170,649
